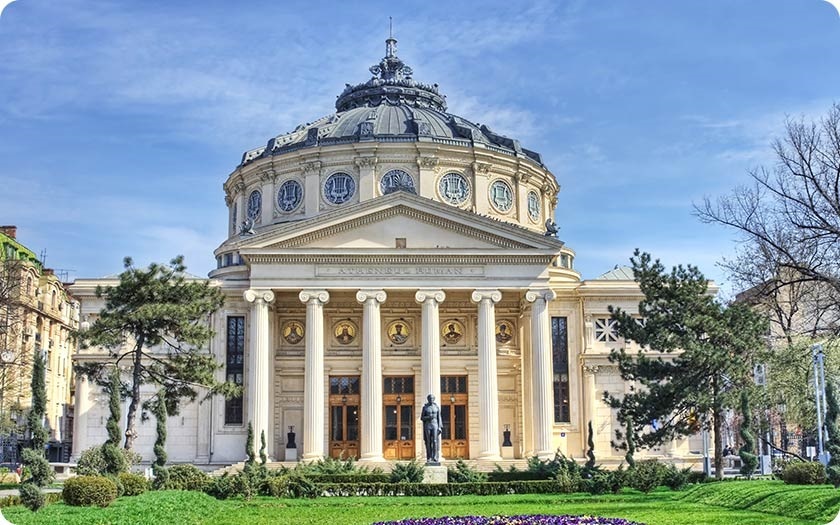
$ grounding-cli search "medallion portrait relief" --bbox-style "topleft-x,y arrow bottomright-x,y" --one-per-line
386,320 -> 411,345
441,319 -> 464,345
495,321 -> 514,344
282,320 -> 305,345
333,320 -> 357,345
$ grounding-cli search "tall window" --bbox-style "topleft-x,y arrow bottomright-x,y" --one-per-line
225,316 -> 245,425
551,316 -> 570,423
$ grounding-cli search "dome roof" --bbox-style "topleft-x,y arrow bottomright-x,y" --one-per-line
240,38 -> 544,167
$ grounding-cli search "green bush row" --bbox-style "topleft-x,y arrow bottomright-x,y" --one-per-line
778,461 -> 827,485
0,491 -> 61,508
303,473 -> 391,484
315,480 -> 570,497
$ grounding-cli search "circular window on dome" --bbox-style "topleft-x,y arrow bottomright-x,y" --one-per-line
489,180 -> 514,213
527,190 -> 541,222
247,190 -> 262,220
277,179 -> 303,212
438,172 -> 471,205
380,169 -> 416,195
323,172 -> 356,205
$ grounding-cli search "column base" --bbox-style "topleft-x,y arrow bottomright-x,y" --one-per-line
534,450 -> 555,460
358,454 -> 386,463
300,453 -> 324,463
477,452 -> 503,461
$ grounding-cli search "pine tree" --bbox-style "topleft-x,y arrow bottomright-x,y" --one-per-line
625,418 -> 636,469
259,430 -> 267,466
585,421 -> 596,470
738,391 -> 758,478
605,250 -> 768,480
77,256 -> 228,450
244,422 -> 256,473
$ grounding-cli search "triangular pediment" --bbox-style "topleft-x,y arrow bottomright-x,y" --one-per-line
227,192 -> 564,253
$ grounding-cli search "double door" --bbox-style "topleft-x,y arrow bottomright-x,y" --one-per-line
441,375 -> 469,459
383,376 -> 415,460
329,376 -> 360,459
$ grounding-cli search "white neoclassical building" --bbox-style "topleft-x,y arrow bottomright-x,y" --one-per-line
70,38 -> 704,467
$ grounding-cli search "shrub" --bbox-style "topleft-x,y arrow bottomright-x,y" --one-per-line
447,460 -> 487,483
302,473 -> 391,484
166,464 -> 211,491
664,464 -> 692,491
118,472 -> 149,496
20,449 -> 54,487
294,455 -> 379,475
204,473 -> 255,500
581,470 -> 613,495
629,460 -> 669,493
76,445 -> 141,476
779,461 -> 827,485
487,471 -> 550,482
18,483 -> 45,512
390,459 -> 425,483
62,475 -> 118,507
314,480 -> 567,497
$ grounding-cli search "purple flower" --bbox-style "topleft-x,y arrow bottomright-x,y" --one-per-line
373,515 -> 645,525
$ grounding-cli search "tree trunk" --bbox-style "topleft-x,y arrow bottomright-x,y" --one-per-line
123,336 -> 144,450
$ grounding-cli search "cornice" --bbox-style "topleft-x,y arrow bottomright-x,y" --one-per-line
244,253 -> 554,266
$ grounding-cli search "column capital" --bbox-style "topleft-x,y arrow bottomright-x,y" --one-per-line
299,289 -> 330,305
582,364 -> 601,376
415,289 -> 445,304
244,289 -> 275,304
525,288 -> 556,303
471,289 -> 502,304
356,289 -> 387,304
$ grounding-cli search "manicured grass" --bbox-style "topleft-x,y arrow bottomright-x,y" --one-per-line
3,481 -> 838,525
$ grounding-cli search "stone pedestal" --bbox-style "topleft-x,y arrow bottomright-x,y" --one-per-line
501,446 -> 514,459
285,448 -> 298,461
422,465 -> 448,484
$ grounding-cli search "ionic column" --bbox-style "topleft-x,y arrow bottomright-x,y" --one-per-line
415,290 -> 446,403
244,289 -> 275,459
70,375 -> 91,461
472,289 -> 503,460
526,288 -> 557,458
299,289 -> 329,461
357,289 -> 387,462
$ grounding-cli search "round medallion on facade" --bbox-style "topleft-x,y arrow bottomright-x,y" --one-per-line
323,172 -> 356,205
438,172 -> 471,205
489,179 -> 514,213
333,320 -> 357,345
495,320 -> 514,345
441,319 -> 465,345
527,190 -> 541,222
277,179 -> 303,212
282,320 -> 305,345
386,320 -> 411,345
247,190 -> 262,219
380,169 -> 416,195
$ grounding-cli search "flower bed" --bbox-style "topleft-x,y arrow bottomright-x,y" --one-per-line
374,515 -> 644,525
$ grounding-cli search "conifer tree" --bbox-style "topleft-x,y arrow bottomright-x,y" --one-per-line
624,418 -> 636,469
738,391 -> 758,478
244,422 -> 255,472
22,352 -> 53,487
259,430 -> 267,466
605,250 -> 767,480
78,256 -> 228,450
102,366 -> 127,475
585,421 -> 596,470
152,389 -> 169,488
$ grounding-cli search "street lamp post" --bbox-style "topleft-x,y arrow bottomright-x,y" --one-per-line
812,343 -> 829,465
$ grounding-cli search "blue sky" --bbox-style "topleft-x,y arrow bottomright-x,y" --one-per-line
1,0 -> 839,295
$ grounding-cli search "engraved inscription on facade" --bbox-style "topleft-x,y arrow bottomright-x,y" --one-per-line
316,265 -> 484,277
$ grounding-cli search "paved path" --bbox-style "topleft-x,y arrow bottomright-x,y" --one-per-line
0,487 -> 61,498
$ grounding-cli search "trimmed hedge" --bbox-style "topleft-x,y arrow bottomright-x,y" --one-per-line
316,480 -> 569,497
0,491 -> 61,508
62,475 -> 119,507
487,471 -> 552,482
18,483 -> 45,512
166,464 -> 211,491
304,473 -> 391,484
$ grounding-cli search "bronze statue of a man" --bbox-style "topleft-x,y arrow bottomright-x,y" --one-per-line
421,393 -> 442,463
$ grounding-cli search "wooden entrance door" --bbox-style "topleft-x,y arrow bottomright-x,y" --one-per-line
441,375 -> 469,459
383,376 -> 415,460
329,376 -> 360,459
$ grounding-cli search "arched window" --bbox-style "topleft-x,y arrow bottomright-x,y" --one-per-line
26,276 -> 32,295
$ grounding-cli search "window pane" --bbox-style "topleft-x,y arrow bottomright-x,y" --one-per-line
551,317 -> 570,423
400,406 -> 413,440
441,405 -> 451,439
224,316 -> 245,425
347,406 -> 359,441
331,406 -> 344,441
454,405 -> 467,439
385,406 -> 397,440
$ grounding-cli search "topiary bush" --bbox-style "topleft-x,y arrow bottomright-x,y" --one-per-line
390,459 -> 425,483
76,445 -> 141,476
20,448 -> 54,487
118,472 -> 149,496
166,464 -> 211,491
62,475 -> 118,507
18,483 -> 45,512
204,472 -> 255,500
779,461 -> 827,485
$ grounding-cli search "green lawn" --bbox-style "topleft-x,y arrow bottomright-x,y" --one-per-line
3,481 -> 839,525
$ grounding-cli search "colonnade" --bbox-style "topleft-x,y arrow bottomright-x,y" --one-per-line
243,287 -> 556,461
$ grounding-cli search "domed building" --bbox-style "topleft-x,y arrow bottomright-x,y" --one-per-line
71,38 -> 704,468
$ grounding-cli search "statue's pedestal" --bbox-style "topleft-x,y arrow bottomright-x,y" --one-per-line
285,448 -> 298,461
501,445 -> 514,459
422,465 -> 448,484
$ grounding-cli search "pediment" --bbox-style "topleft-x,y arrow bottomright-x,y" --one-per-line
231,193 -> 564,253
